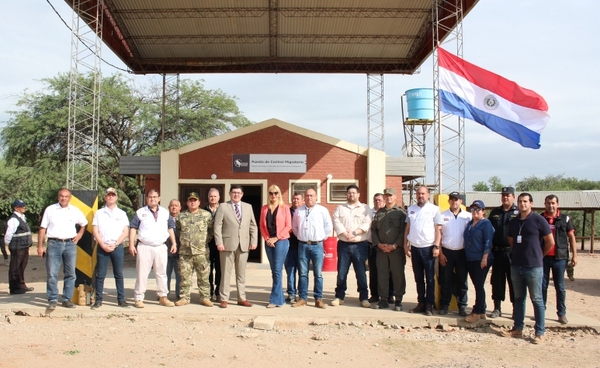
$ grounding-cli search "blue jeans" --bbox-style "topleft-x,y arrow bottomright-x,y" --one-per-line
265,239 -> 290,305
411,246 -> 436,305
298,241 -> 324,300
335,240 -> 369,301
46,239 -> 77,302
467,259 -> 492,314
284,244 -> 299,298
166,255 -> 181,298
512,266 -> 545,336
95,244 -> 126,302
542,257 -> 567,317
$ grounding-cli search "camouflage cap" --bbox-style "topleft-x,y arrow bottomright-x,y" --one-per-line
188,192 -> 200,200
383,188 -> 396,196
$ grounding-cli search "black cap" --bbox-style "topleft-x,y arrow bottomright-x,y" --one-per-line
501,187 -> 515,195
448,191 -> 461,200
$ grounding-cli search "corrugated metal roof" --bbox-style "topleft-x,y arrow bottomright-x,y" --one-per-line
462,191 -> 600,210
399,191 -> 600,210
67,0 -> 480,73
119,156 -> 161,175
386,156 -> 425,182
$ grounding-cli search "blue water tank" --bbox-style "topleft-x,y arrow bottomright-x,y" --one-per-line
406,88 -> 434,120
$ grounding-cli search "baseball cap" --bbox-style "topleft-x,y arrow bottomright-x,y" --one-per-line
469,200 -> 486,210
188,192 -> 200,200
105,187 -> 117,195
448,191 -> 461,200
383,188 -> 396,196
12,199 -> 26,208
501,187 -> 515,195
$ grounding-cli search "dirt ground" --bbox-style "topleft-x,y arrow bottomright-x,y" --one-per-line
1,247 -> 600,367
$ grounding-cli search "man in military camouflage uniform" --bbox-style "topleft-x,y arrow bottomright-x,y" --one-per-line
174,192 -> 214,307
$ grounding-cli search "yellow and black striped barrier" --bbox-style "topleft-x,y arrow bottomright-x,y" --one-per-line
70,190 -> 98,304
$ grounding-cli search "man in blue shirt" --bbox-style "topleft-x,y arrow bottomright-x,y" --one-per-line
506,193 -> 554,344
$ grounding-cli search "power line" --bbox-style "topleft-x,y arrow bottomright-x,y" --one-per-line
45,0 -> 131,74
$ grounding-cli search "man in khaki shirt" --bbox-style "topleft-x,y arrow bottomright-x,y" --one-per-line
331,185 -> 372,308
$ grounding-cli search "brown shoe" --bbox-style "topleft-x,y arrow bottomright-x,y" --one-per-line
315,299 -> 326,309
558,315 -> 568,324
219,301 -> 228,308
200,298 -> 213,307
465,313 -> 482,323
174,298 -> 189,306
532,335 -> 544,344
134,300 -> 145,309
292,299 -> 307,308
237,300 -> 253,307
503,329 -> 523,338
159,296 -> 174,307
409,302 -> 426,313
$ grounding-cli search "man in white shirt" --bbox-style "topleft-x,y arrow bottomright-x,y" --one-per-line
404,186 -> 444,316
91,188 -> 130,309
439,192 -> 471,316
4,199 -> 33,294
330,185 -> 372,308
292,188 -> 333,309
129,189 -> 177,308
37,188 -> 88,310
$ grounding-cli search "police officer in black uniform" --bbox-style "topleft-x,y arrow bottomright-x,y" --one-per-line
488,187 -> 519,318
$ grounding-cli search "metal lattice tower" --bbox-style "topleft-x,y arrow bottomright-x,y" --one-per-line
67,0 -> 103,190
161,73 -> 181,151
367,74 -> 384,151
433,0 -> 465,195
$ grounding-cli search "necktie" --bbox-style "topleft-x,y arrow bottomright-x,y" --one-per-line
235,204 -> 241,222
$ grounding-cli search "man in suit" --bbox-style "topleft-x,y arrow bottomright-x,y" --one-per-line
213,185 -> 258,308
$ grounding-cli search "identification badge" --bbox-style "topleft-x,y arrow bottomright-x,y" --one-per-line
516,235 -> 522,243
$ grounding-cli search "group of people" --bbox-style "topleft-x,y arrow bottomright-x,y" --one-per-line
6,184 -> 578,344
435,187 -> 577,344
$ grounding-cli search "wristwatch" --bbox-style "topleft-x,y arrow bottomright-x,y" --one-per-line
433,245 -> 440,249
352,231 -> 357,236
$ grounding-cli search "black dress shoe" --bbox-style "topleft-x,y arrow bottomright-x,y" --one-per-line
62,300 -> 76,308
368,296 -> 379,303
459,306 -> 468,317
91,301 -> 102,310
387,296 -> 395,304
439,307 -> 449,315
10,289 -> 26,295
117,300 -> 130,308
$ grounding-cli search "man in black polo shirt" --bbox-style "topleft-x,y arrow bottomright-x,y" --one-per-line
488,186 -> 519,318
506,193 -> 554,344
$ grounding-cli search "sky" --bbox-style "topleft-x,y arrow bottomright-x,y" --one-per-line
1,1 -> 599,192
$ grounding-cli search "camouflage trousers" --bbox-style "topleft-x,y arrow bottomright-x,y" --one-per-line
179,251 -> 210,301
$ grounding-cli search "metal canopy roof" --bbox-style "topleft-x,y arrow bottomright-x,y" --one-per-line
67,0 -> 479,74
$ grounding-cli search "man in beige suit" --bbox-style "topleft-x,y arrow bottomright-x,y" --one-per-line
213,185 -> 258,308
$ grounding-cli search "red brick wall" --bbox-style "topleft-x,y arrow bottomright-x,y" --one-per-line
179,126 -> 368,214
386,176 -> 404,207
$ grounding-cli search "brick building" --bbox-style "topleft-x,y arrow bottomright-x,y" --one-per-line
124,118 -> 424,263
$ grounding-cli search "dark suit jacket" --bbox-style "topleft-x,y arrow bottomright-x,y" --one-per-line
213,201 -> 258,252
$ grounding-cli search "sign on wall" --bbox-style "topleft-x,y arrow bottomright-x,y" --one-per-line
232,154 -> 307,173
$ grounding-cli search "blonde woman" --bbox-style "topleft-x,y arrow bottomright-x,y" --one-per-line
259,185 -> 292,307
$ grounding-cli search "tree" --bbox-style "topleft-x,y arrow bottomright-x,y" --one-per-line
472,175 -> 506,191
516,174 -> 600,237
1,72 -> 252,216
